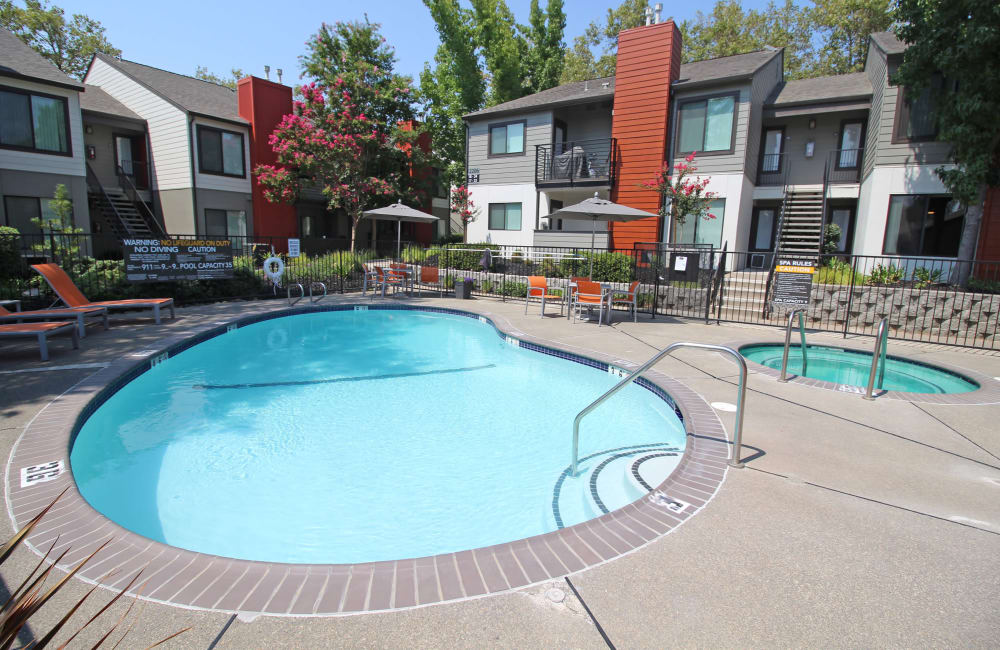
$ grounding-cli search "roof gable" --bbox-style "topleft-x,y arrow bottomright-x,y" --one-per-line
765,72 -> 872,107
0,27 -> 83,90
80,84 -> 143,121
870,31 -> 906,56
93,53 -> 246,124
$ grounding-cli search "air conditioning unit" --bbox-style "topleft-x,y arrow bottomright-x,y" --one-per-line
749,253 -> 767,269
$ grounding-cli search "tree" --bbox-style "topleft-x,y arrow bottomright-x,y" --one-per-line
258,20 -> 430,252
449,185 -> 479,241
893,0 -> 1000,280
420,0 -> 564,185
642,153 -> 718,239
560,0 -> 647,83
523,0 -> 567,94
809,0 -> 893,75
0,0 -> 120,80
194,66 -> 245,90
681,0 -> 814,79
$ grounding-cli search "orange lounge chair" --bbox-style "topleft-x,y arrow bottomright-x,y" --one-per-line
418,265 -> 444,296
31,263 -> 174,324
0,321 -> 79,361
525,276 -> 564,318
0,304 -> 108,338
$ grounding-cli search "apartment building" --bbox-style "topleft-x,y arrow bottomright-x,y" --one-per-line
463,22 -> 997,264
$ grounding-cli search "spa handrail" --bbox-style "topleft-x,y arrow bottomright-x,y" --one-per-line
779,308 -> 809,382
309,281 -> 327,303
571,342 -> 748,476
287,283 -> 304,306
863,317 -> 889,400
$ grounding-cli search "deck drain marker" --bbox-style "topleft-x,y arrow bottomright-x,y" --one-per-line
710,401 -> 737,412
226,323 -> 238,333
194,363 -> 496,389
649,491 -> 690,514
21,460 -> 64,488
149,352 -> 168,367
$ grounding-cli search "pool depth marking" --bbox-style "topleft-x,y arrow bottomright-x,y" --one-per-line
193,363 -> 497,390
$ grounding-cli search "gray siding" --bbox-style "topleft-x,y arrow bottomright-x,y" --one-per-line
0,78 -> 85,178
862,43 -> 885,180
466,111 -> 552,185
86,58 -> 191,191
553,104 -> 612,142
870,50 -> 952,168
671,83 -> 751,175
533,229 -> 608,248
765,110 -> 868,186
744,55 -> 784,182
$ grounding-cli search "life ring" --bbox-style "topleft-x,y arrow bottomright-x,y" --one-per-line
263,256 -> 285,284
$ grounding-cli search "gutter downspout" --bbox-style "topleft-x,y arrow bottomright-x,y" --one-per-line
188,115 -> 199,236
662,85 -> 677,244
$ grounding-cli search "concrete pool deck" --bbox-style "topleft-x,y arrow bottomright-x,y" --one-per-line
1,294 -> 998,647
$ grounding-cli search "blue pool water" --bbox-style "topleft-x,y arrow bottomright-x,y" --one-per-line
739,344 -> 978,394
72,310 -> 687,564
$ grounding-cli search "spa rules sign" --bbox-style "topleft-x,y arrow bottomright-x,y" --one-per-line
123,239 -> 234,282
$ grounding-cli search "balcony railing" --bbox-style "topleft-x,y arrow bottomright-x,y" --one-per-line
535,138 -> 617,188
757,152 -> 787,186
828,148 -> 863,184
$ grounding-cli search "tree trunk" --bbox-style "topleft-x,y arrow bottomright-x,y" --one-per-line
949,184 -> 986,286
349,218 -> 356,253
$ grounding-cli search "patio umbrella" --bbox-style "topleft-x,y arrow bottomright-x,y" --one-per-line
547,192 -> 658,276
362,202 -> 441,258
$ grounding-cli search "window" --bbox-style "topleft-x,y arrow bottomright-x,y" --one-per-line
197,126 -> 245,177
677,93 -> 736,154
883,195 -> 963,256
893,76 -> 949,142
0,87 -> 70,155
3,196 -> 67,233
837,121 -> 864,168
488,203 -> 522,230
761,128 -> 784,173
673,198 -> 725,248
205,209 -> 247,238
488,121 -> 525,156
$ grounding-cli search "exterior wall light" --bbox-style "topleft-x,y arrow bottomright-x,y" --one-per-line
805,140 -> 815,158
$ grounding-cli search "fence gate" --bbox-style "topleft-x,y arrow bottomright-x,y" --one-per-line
633,243 -> 717,322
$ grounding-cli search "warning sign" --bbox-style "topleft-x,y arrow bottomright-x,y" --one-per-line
772,259 -> 815,306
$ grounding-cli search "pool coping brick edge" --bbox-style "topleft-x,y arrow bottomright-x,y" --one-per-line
5,300 -> 733,617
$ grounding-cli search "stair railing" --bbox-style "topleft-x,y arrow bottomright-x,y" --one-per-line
863,317 -> 889,400
85,163 -> 132,236
762,178 -> 791,319
570,342 -> 748,476
116,164 -> 165,236
818,157 -> 831,259
778,308 -> 808,382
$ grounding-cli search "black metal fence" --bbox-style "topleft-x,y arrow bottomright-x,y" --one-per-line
1,232 -> 997,349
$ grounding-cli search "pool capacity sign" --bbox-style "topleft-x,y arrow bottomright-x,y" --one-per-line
772,259 -> 815,306
124,239 -> 234,282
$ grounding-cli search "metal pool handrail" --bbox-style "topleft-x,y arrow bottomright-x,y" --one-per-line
570,342 -> 748,476
864,317 -> 889,400
779,308 -> 809,382
309,281 -> 327,303
287,283 -> 304,306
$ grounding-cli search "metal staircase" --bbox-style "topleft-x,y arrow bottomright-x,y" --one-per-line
86,163 -> 160,237
774,186 -> 824,262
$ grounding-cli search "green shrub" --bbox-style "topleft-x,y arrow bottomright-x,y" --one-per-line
435,242 -> 499,271
912,266 -> 944,288
559,251 -> 635,283
866,264 -> 905,286
967,276 -> 1000,294
498,280 -> 527,297
0,226 -> 21,281
816,258 -> 864,285
400,245 -> 428,263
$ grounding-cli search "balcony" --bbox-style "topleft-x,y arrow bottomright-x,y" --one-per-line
827,148 -> 863,184
535,138 -> 616,188
757,153 -> 787,186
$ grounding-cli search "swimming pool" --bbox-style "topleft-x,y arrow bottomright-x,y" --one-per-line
739,343 -> 979,394
71,310 -> 688,565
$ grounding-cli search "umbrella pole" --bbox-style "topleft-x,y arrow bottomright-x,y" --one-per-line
397,219 -> 402,260
590,219 -> 596,278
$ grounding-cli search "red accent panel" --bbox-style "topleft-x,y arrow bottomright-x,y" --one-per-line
609,21 -> 681,251
238,77 -> 297,240
975,186 -> 1000,263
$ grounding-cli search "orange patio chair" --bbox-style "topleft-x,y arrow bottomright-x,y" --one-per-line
31,264 -> 174,324
381,268 -> 408,298
525,276 -> 564,318
0,303 -> 108,338
610,280 -> 641,323
0,321 -> 79,361
419,265 -> 443,297
571,280 -> 608,326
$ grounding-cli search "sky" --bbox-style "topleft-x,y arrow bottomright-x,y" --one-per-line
58,0 -> 773,85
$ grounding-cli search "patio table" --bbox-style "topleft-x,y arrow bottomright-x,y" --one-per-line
0,299 -> 22,312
